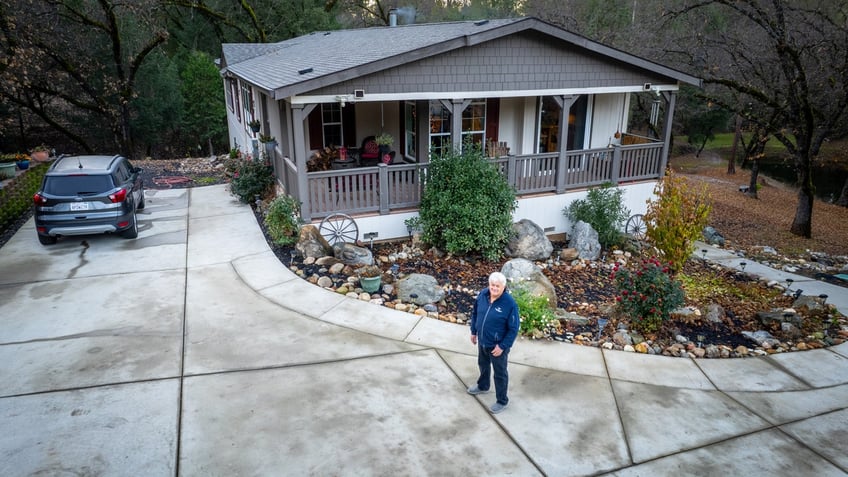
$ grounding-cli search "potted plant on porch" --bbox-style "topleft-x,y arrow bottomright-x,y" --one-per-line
374,133 -> 393,157
248,119 -> 261,133
259,134 -> 277,158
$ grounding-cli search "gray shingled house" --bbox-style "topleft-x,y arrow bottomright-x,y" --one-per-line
220,17 -> 700,241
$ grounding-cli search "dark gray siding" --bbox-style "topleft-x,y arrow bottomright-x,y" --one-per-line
306,31 -> 670,96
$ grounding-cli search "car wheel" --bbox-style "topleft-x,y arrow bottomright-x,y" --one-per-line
38,233 -> 57,245
122,211 -> 139,239
137,187 -> 145,210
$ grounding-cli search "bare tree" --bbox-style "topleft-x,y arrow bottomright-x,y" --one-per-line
666,1 -> 848,237
0,0 -> 169,156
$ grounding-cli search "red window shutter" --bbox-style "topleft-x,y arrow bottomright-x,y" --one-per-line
308,107 -> 323,150
485,98 -> 500,142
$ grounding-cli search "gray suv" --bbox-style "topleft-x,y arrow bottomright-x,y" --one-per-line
33,155 -> 145,245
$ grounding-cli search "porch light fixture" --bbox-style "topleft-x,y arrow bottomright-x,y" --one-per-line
336,94 -> 353,107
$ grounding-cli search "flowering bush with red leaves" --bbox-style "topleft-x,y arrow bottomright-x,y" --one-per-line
612,257 -> 684,333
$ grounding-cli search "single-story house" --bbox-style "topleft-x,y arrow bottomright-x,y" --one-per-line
219,16 -> 700,242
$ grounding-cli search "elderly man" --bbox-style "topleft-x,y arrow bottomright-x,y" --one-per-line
467,271 -> 520,414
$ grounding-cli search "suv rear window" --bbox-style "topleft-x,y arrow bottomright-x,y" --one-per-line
43,175 -> 115,196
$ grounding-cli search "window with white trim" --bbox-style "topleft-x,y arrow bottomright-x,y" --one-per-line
461,99 -> 486,147
404,101 -> 416,160
240,81 -> 254,126
429,102 -> 451,157
321,103 -> 343,147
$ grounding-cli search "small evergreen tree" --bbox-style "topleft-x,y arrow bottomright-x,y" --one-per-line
564,183 -> 630,248
418,145 -> 516,260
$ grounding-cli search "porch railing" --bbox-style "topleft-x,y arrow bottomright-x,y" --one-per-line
304,142 -> 663,219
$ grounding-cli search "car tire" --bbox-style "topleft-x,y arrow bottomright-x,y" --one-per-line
38,233 -> 57,245
137,187 -> 145,210
122,211 -> 139,239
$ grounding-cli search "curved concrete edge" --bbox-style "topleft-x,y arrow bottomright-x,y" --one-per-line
236,253 -> 848,393
203,186 -> 848,393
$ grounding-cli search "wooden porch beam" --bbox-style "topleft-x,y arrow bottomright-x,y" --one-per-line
658,91 -> 676,178
416,100 -> 430,164
292,104 -> 312,221
555,95 -> 578,194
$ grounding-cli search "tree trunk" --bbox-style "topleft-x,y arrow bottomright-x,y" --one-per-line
746,159 -> 759,198
837,176 -> 848,207
728,115 -> 740,174
790,165 -> 814,238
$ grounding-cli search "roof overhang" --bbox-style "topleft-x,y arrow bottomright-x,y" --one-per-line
289,84 -> 680,105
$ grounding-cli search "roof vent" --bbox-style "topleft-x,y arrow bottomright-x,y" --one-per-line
298,67 -> 313,75
474,20 -> 489,26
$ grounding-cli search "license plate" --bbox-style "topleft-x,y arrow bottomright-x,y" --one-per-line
70,202 -> 90,211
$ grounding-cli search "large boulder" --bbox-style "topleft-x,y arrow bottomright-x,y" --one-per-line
568,221 -> 601,260
702,226 -> 726,247
333,243 -> 374,266
296,225 -> 333,259
397,273 -> 444,305
505,219 -> 553,260
501,258 -> 557,309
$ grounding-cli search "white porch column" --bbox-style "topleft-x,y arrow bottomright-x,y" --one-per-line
450,99 -> 470,152
554,95 -> 577,194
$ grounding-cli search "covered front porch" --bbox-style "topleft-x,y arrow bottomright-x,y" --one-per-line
275,135 -> 666,221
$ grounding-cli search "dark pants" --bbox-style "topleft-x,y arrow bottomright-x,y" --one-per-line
477,345 -> 509,405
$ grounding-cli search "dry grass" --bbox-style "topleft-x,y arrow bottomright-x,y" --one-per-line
671,153 -> 848,259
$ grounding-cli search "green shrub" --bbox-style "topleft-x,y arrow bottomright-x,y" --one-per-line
264,195 -> 301,246
612,257 -> 684,333
230,158 -> 274,203
511,287 -> 555,335
644,170 -> 712,273
418,144 -> 516,260
564,182 -> 630,248
0,163 -> 48,236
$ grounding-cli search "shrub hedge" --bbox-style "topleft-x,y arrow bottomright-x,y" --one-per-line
0,163 -> 48,237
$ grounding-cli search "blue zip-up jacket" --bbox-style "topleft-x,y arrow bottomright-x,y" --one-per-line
470,288 -> 520,352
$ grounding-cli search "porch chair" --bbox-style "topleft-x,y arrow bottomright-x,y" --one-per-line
359,136 -> 380,166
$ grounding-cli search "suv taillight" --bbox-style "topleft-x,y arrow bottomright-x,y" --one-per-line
33,193 -> 47,205
109,188 -> 128,203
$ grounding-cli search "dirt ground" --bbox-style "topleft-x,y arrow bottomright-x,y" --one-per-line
670,152 -> 848,260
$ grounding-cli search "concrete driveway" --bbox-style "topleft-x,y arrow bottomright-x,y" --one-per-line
0,184 -> 846,476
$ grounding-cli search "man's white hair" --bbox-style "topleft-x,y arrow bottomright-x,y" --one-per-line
489,271 -> 507,286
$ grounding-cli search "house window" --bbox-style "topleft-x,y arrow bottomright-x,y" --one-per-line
538,96 -> 589,152
404,101 -> 416,160
225,78 -> 234,113
461,99 -> 486,147
322,103 -> 343,147
429,101 -> 451,157
240,81 -> 254,126
428,99 -> 487,157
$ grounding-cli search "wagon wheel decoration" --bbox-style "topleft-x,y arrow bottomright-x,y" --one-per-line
318,213 -> 359,246
624,213 -> 647,241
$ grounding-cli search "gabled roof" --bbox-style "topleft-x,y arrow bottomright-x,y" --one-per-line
221,17 -> 701,99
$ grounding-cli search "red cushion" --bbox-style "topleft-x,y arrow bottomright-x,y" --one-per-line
362,140 -> 379,157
